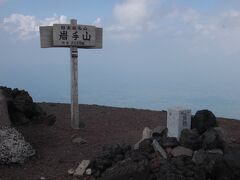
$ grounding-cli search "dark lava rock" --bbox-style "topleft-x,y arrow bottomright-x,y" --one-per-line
152,126 -> 168,138
126,150 -> 149,162
90,144 -> 133,177
100,159 -> 150,180
202,128 -> 225,150
154,135 -> 178,149
180,129 -> 202,151
211,160 -> 232,180
139,139 -> 154,154
100,144 -> 125,160
154,156 -> 207,180
161,137 -> 179,148
94,158 -> 113,172
222,147 -> 240,179
0,86 -> 53,126
191,110 -> 217,134
12,90 -> 36,117
149,156 -> 162,173
10,111 -> 30,125
193,147 -> 240,180
192,149 -> 223,165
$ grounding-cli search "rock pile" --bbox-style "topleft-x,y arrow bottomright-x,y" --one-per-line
0,127 -> 35,164
0,86 -> 57,164
0,86 -> 56,126
77,110 -> 240,180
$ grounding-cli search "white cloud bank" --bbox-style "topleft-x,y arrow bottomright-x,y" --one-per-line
103,0 -> 240,54
1,14 -> 67,40
1,13 -> 103,40
2,0 -> 240,54
106,0 -> 158,40
92,17 -> 102,27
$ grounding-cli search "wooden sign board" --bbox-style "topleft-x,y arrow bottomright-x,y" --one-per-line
39,20 -> 103,129
40,25 -> 102,49
53,24 -> 96,47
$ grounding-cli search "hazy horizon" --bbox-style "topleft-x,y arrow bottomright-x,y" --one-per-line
1,0 -> 240,120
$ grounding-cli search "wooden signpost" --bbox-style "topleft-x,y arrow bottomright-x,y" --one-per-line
39,19 -> 103,129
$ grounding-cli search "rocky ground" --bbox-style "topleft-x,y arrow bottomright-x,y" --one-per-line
0,102 -> 240,180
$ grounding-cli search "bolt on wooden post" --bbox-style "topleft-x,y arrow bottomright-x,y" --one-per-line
39,19 -> 103,129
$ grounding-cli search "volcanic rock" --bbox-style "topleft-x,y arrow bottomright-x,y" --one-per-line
0,86 -> 55,126
191,110 -> 217,134
100,159 -> 150,180
139,139 -> 154,154
180,129 -> 202,151
134,127 -> 152,150
192,149 -> 223,165
151,126 -> 167,138
202,128 -> 225,150
161,137 -> 179,148
0,127 -> 35,164
0,89 -> 11,127
171,146 -> 193,157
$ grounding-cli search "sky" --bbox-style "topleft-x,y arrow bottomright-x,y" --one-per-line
1,0 -> 240,119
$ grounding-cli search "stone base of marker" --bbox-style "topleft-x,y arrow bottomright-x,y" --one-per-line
82,109 -> 240,180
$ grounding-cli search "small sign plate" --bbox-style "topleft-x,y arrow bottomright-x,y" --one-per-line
53,24 -> 96,47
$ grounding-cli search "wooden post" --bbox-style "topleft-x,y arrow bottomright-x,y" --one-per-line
40,19 -> 103,129
70,19 -> 79,129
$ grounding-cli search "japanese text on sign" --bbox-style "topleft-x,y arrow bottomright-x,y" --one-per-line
53,24 -> 96,47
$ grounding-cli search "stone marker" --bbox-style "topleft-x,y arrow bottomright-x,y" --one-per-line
0,90 -> 11,127
74,160 -> 90,177
152,139 -> 167,159
167,107 -> 191,139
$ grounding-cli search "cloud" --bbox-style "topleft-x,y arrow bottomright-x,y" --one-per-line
107,0 -> 159,40
92,17 -> 102,27
166,8 -> 200,24
166,8 -> 240,54
1,14 -> 67,40
107,0 -> 240,54
113,0 -> 153,27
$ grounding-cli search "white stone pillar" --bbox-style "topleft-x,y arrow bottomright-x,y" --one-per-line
167,107 -> 191,139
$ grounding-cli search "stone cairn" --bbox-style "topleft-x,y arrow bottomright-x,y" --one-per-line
0,86 -> 56,164
0,86 -> 56,126
73,110 -> 240,180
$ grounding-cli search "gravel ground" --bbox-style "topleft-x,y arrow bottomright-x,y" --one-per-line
0,103 -> 239,180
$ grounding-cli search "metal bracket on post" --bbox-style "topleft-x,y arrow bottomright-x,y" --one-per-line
70,19 -> 79,129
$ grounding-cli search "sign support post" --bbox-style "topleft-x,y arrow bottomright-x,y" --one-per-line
39,19 -> 102,129
70,19 -> 79,129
